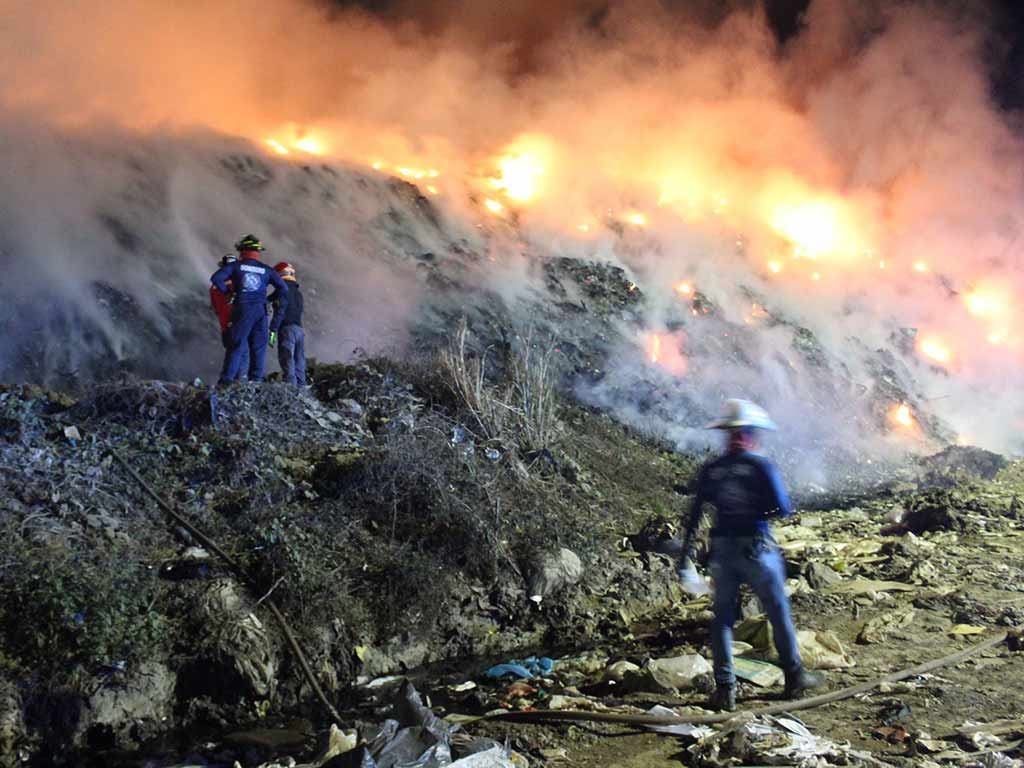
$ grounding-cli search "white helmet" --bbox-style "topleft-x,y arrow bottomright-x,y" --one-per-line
704,399 -> 777,431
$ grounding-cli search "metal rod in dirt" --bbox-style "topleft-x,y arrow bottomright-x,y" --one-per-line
109,448 -> 345,727
484,631 -> 1008,727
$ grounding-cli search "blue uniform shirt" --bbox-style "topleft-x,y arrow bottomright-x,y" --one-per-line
682,450 -> 792,554
210,257 -> 289,330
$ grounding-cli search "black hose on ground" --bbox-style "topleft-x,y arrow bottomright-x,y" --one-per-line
109,448 -> 345,728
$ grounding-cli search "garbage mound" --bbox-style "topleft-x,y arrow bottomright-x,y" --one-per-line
920,445 -> 1010,482
0,356 -> 701,764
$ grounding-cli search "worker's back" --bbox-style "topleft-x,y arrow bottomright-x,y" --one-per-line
695,450 -> 792,537
278,282 -> 303,328
211,256 -> 286,307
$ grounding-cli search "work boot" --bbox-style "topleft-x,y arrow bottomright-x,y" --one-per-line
783,667 -> 825,699
708,684 -> 736,712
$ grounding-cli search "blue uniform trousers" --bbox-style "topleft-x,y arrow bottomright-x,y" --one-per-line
219,330 -> 249,383
709,533 -> 802,686
278,325 -> 306,386
220,304 -> 269,384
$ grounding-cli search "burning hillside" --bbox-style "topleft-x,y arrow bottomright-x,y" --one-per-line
2,0 -> 1023,466
5,4 -> 1024,764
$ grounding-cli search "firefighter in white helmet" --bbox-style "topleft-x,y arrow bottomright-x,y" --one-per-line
680,399 -> 824,711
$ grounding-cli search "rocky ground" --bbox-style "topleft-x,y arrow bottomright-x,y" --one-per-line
1,342 -> 1021,767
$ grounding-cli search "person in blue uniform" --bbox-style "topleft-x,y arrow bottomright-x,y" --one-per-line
272,261 -> 306,386
210,235 -> 288,385
680,399 -> 824,711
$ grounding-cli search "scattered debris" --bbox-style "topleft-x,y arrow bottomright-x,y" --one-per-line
688,712 -> 881,766
644,654 -> 713,693
3,367 -> 1024,767
857,607 -> 917,644
734,657 -> 784,687
484,657 -> 555,681
805,561 -> 843,589
525,548 -> 583,603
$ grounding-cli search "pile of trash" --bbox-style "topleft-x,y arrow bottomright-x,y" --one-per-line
3,354 -> 1024,768
683,711 -> 876,767
158,682 -> 525,768
0,356 -> 708,764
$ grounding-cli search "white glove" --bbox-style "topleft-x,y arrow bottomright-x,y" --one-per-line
678,563 -> 711,596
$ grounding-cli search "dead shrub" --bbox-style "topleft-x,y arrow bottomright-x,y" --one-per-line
440,320 -> 559,452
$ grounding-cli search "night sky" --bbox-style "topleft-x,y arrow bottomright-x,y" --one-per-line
765,0 -> 1023,108
987,0 -> 1024,109
337,0 -> 1024,110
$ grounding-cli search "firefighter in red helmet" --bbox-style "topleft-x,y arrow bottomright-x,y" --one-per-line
272,261 -> 306,386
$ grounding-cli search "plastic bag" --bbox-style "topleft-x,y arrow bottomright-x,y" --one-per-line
678,563 -> 711,596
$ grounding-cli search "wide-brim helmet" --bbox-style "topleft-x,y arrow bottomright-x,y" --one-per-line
704,399 -> 777,431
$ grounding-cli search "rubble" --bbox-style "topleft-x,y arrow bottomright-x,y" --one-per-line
2,357 -> 1024,766
857,607 -> 918,644
805,561 -> 843,589
921,446 -> 1009,481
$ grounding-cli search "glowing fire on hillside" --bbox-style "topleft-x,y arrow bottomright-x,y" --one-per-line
917,336 -> 953,366
646,332 -> 688,376
246,117 -> 1022,384
209,109 -> 1024,428
889,403 -> 916,430
5,0 -> 1022,455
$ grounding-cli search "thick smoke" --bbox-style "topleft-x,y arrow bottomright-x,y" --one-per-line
2,0 -> 1022,462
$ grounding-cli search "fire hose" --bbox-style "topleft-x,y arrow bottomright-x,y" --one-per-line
109,449 -> 345,728
484,630 -> 1009,727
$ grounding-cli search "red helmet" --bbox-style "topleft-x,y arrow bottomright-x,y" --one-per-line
274,261 -> 297,281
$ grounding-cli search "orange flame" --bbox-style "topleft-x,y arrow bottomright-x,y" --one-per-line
262,128 -> 329,157
964,290 -> 1002,317
769,199 -> 842,257
490,134 -> 554,203
645,331 -> 688,375
265,139 -> 289,156
889,403 -> 915,429
988,329 -> 1008,345
917,336 -> 952,366
294,136 -> 326,155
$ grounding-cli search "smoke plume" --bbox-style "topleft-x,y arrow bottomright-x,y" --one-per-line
2,0 -> 1022,466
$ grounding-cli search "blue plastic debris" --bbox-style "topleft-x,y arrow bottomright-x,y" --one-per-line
484,663 -> 532,680
484,656 -> 555,680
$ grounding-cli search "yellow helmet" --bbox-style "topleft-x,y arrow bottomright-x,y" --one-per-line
235,234 -> 264,252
